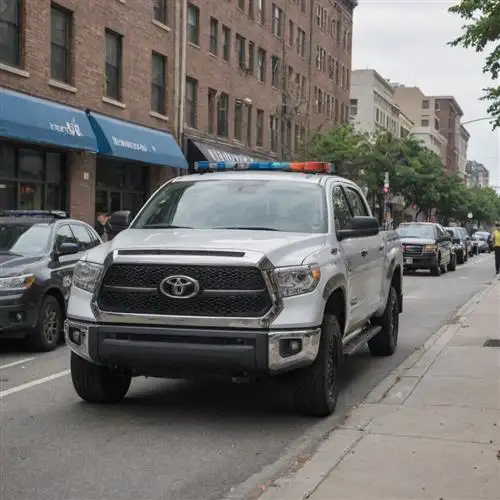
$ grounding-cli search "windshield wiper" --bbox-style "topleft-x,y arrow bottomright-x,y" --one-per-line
142,224 -> 193,229
212,226 -> 280,231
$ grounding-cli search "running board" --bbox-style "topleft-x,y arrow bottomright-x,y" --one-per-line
343,325 -> 382,356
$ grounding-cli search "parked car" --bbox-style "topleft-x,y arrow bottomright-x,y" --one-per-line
472,232 -> 490,253
444,226 -> 468,264
0,210 -> 102,351
397,222 -> 455,275
65,161 -> 404,417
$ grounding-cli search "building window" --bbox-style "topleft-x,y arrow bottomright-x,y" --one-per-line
248,0 -> 254,18
234,100 -> 243,141
294,124 -> 300,150
50,4 -> 72,84
256,109 -> 264,146
257,0 -> 265,24
246,105 -> 252,145
300,0 -> 306,13
0,145 -> 66,212
434,118 -> 439,129
151,52 -> 166,114
187,3 -> 199,45
104,29 -> 122,101
271,55 -> 280,88
257,47 -> 266,82
222,25 -> 230,61
208,88 -> 216,134
296,28 -> 305,57
421,119 -> 429,127
288,20 -> 294,46
236,34 -> 246,69
270,115 -> 277,152
272,4 -> 283,37
422,100 -> 429,109
185,77 -> 198,128
285,120 -> 292,151
349,98 -> 358,117
153,0 -> 167,25
0,0 -> 21,67
248,41 -> 255,73
217,93 -> 229,137
209,17 -> 218,55
238,0 -> 245,10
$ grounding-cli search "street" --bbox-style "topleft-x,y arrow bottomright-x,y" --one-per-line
0,253 -> 496,500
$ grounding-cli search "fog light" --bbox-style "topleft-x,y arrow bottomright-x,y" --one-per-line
68,326 -> 86,346
9,311 -> 25,323
279,338 -> 303,358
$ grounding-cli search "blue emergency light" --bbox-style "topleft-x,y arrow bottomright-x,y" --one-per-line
193,161 -> 335,174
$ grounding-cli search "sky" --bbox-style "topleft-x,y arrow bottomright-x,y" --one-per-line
352,0 -> 500,188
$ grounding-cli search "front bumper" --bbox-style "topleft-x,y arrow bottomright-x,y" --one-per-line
64,319 -> 321,375
403,253 -> 438,269
0,292 -> 38,336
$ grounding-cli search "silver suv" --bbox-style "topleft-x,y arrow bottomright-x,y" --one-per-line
65,162 -> 404,416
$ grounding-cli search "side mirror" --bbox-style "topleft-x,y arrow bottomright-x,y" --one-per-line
57,242 -> 79,256
337,216 -> 380,240
108,210 -> 132,237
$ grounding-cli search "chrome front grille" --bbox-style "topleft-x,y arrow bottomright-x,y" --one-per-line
402,244 -> 423,256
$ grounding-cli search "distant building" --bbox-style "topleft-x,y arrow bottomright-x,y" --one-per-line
349,69 -> 413,138
466,161 -> 490,187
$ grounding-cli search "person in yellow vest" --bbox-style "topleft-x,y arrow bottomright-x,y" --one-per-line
492,222 -> 500,275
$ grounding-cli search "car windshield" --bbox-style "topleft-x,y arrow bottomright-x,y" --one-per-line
132,179 -> 328,233
396,224 -> 436,239
0,222 -> 52,254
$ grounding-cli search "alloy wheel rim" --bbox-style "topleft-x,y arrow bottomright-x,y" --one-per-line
43,306 -> 59,343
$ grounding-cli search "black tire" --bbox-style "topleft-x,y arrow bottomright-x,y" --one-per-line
368,287 -> 399,357
430,256 -> 441,276
28,295 -> 62,352
293,313 -> 341,417
70,352 -> 131,404
463,250 -> 468,263
447,253 -> 457,271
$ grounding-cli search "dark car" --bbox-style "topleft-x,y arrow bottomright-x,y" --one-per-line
444,226 -> 469,264
0,210 -> 102,351
396,222 -> 455,276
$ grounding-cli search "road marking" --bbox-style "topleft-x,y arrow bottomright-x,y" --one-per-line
0,370 -> 69,398
0,357 -> 35,370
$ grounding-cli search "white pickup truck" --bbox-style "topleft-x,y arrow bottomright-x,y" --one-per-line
65,161 -> 403,417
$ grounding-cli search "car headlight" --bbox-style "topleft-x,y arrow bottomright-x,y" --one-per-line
72,261 -> 103,293
274,265 -> 321,297
423,244 -> 437,253
0,274 -> 35,291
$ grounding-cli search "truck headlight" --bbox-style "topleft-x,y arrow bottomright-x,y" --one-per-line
423,244 -> 437,253
73,261 -> 103,293
274,265 -> 321,297
0,274 -> 35,291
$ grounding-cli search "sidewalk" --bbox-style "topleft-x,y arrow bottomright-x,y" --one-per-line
259,281 -> 500,500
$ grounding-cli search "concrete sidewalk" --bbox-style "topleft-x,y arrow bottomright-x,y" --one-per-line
259,281 -> 500,500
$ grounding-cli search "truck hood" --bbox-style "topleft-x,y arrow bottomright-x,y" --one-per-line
85,229 -> 328,267
400,237 -> 436,246
0,252 -> 44,276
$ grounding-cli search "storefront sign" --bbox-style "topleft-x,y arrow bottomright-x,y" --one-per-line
49,118 -> 83,137
111,136 -> 149,152
206,148 -> 256,163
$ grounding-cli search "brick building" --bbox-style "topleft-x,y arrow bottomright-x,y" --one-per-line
0,0 -> 355,225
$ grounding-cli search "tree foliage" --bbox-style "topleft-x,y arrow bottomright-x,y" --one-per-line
448,0 -> 500,128
300,126 -> 500,226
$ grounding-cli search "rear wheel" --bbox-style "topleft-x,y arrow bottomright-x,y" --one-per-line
369,287 -> 399,357
447,253 -> 457,271
293,313 -> 341,417
70,352 -> 131,404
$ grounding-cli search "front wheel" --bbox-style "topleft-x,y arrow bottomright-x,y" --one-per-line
293,314 -> 341,417
70,352 -> 131,404
369,286 -> 399,357
28,295 -> 62,352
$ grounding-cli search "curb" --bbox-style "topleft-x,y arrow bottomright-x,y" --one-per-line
253,278 -> 499,500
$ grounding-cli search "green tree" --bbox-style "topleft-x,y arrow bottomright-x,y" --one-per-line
467,187 -> 500,225
448,1 -> 500,127
435,172 -> 469,225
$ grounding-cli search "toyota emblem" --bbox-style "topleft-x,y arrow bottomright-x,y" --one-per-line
159,275 -> 200,299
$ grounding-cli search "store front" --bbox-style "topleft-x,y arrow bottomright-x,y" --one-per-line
88,112 -> 188,218
184,135 -> 274,172
0,87 -> 97,214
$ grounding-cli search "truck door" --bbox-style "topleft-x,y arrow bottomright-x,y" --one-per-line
343,185 -> 384,316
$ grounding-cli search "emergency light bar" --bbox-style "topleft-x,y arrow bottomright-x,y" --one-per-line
193,161 -> 334,174
0,210 -> 68,219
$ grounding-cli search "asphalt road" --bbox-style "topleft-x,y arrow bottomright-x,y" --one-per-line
0,252 -> 496,500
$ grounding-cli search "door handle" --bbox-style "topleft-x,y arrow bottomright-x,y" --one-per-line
378,244 -> 384,251
361,249 -> 368,257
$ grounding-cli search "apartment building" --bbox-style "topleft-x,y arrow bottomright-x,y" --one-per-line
458,124 -> 470,179
392,85 -> 447,164
182,0 -> 356,166
349,69 -> 413,139
466,160 -> 490,188
432,96 -> 465,174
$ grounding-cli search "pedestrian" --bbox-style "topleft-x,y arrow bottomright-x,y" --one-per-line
492,222 -> 500,275
95,211 -> 110,242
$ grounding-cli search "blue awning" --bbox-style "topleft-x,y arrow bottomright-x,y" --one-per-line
87,112 -> 188,169
0,88 -> 97,151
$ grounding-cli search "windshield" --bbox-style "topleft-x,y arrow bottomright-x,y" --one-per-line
0,223 -> 52,254
396,224 -> 436,240
132,179 -> 328,233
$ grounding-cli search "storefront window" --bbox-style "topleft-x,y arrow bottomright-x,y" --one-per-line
95,159 -> 148,217
0,144 -> 66,211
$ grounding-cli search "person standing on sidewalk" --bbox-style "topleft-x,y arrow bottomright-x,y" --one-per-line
492,222 -> 500,274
